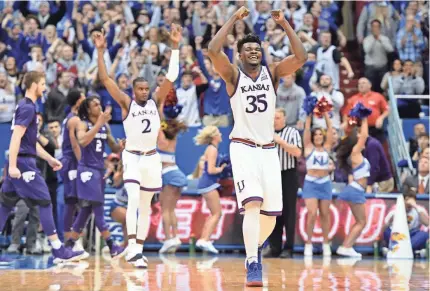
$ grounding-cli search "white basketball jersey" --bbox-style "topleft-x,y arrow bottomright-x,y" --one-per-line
230,66 -> 276,144
123,99 -> 160,151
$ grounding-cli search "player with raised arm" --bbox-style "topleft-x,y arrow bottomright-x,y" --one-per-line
94,24 -> 182,268
66,96 -> 125,259
208,7 -> 307,287
0,72 -> 84,264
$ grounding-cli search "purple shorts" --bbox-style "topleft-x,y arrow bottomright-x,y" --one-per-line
76,165 -> 105,207
60,157 -> 78,204
1,157 -> 50,206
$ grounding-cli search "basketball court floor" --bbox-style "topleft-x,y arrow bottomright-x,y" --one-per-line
0,253 -> 428,291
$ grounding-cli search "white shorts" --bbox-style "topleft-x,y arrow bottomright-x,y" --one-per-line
230,141 -> 282,216
122,150 -> 162,192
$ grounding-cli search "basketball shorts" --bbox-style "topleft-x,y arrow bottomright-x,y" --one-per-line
76,165 -> 105,207
1,157 -> 51,207
230,142 -> 282,216
60,157 -> 78,204
122,150 -> 162,192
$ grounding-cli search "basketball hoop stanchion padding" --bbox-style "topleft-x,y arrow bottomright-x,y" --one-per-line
387,195 -> 413,259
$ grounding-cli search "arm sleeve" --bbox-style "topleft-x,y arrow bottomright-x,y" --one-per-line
48,1 -> 66,26
196,49 -> 210,79
247,0 -> 259,25
294,129 -> 303,149
79,39 -> 94,56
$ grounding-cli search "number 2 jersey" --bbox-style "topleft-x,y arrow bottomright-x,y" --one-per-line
229,65 -> 277,144
79,121 -> 107,170
123,99 -> 160,152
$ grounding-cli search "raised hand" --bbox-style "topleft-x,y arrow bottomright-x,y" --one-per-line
271,10 -> 286,24
234,6 -> 249,20
169,23 -> 183,48
92,30 -> 106,50
98,106 -> 112,124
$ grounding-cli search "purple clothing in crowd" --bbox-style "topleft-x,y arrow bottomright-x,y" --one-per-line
363,136 -> 392,185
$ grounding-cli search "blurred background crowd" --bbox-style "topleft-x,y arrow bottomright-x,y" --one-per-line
0,0 -> 428,256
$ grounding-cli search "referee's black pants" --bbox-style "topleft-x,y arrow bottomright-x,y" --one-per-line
268,169 -> 298,254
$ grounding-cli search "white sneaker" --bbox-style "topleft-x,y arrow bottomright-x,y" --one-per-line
172,237 -> 182,252
125,246 -> 141,263
133,255 -> 148,269
304,243 -> 313,256
73,238 -> 90,260
159,238 -> 177,254
382,247 -> 389,257
323,243 -> 332,257
336,246 -> 362,257
196,239 -> 219,254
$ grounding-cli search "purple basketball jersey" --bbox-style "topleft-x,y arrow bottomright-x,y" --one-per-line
11,98 -> 37,156
62,112 -> 77,161
79,121 -> 107,170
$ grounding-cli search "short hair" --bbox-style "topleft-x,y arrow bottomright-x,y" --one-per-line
403,185 -> 417,199
237,33 -> 261,52
182,70 -> 193,78
23,71 -> 45,89
89,25 -> 103,36
132,77 -> 148,88
404,59 -> 414,64
418,133 -> 429,140
30,45 -> 42,51
47,119 -> 61,125
275,107 -> 286,116
371,19 -> 382,26
320,30 -> 331,36
67,89 -> 83,107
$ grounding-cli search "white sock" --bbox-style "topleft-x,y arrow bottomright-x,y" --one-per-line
243,206 -> 260,263
125,183 -> 140,244
136,191 -> 154,242
128,238 -> 136,246
258,215 -> 276,246
51,239 -> 62,250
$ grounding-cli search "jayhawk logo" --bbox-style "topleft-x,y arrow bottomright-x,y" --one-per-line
389,232 -> 407,252
22,171 -> 36,183
68,170 -> 77,181
80,171 -> 93,183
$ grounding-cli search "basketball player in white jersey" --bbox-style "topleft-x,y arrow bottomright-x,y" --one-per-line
93,24 -> 182,268
208,7 -> 307,287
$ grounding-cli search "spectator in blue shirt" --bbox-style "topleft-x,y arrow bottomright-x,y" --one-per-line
396,15 -> 425,62
195,36 -> 231,127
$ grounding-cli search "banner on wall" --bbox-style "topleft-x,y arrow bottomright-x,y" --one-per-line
103,194 -> 429,249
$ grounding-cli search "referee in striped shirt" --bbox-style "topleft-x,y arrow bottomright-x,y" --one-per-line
264,107 -> 302,258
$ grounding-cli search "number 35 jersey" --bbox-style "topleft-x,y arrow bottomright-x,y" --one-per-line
229,66 -> 276,144
123,99 -> 160,152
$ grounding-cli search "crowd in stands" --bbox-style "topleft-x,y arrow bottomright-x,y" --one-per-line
0,0 -> 428,255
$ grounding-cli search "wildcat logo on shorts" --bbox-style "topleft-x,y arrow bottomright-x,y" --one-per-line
22,171 -> 36,183
237,180 -> 245,193
80,172 -> 93,183
68,170 -> 77,181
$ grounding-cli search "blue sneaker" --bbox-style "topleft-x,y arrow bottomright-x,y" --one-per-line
258,246 -> 263,264
246,262 -> 263,287
52,246 -> 84,264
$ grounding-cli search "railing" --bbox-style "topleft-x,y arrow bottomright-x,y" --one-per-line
387,77 -> 415,189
